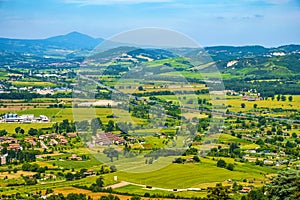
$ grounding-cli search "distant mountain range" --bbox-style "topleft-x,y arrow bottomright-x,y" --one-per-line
0,31 -> 299,59
0,32 -> 103,54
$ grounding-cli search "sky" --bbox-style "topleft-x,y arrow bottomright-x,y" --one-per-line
0,0 -> 300,47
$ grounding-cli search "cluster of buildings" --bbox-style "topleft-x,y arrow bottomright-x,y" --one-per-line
0,137 -> 22,151
70,154 -> 83,161
39,132 -> 77,146
0,113 -> 49,123
0,136 -> 23,165
0,75 -> 71,96
0,132 -> 78,165
244,148 -> 291,167
93,132 -> 125,146
35,87 -> 71,95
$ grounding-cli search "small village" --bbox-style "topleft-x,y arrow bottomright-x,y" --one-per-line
0,131 -> 78,165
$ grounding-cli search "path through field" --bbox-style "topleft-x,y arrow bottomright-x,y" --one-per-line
106,181 -> 192,192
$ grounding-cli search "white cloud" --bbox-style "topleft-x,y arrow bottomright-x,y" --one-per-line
62,0 -> 172,5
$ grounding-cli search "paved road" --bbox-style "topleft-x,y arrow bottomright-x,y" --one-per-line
105,181 -> 200,192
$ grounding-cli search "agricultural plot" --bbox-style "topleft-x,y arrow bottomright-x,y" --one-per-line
10,81 -> 57,87
0,174 -> 114,195
46,155 -> 101,169
5,107 -> 147,125
156,71 -> 205,80
155,94 -> 212,104
0,122 -> 53,133
103,158 -> 275,189
224,95 -> 300,113
53,187 -> 135,200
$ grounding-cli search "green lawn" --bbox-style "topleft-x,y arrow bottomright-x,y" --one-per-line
218,133 -> 251,144
46,155 -> 102,170
103,158 -> 276,189
0,123 -> 53,134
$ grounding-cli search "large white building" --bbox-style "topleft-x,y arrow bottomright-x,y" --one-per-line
1,113 -> 49,123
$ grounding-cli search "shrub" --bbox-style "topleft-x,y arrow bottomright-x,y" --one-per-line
226,163 -> 235,171
217,159 -> 227,168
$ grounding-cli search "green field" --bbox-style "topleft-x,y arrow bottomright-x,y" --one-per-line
40,148 -> 102,169
0,107 -> 146,133
10,81 -> 57,87
224,95 -> 300,113
0,122 -> 53,133
218,134 -> 252,145
103,158 -> 276,189
0,174 -> 115,195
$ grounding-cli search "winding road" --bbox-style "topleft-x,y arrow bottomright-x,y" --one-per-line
105,181 -> 201,192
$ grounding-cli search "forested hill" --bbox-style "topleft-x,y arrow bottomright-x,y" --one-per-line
0,32 -> 103,54
204,45 -> 300,60
0,31 -> 299,58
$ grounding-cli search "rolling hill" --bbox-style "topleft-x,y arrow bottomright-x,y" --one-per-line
0,32 -> 104,55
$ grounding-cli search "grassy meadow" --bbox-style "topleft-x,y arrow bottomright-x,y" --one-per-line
103,158 -> 276,189
224,95 -> 300,113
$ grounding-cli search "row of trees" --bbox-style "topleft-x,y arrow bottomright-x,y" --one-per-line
275,95 -> 293,102
76,118 -> 118,133
224,78 -> 300,97
0,149 -> 39,165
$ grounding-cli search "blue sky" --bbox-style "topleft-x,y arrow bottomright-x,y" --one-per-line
0,0 -> 299,46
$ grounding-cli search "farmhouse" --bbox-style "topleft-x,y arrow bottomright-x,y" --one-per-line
39,133 -> 58,140
58,138 -> 68,145
242,96 -> 263,101
7,143 -> 22,151
67,132 -> 77,138
48,139 -> 59,146
263,159 -> 274,165
43,174 -> 57,180
24,137 -> 37,146
70,154 -> 82,161
239,187 -> 252,193
83,169 -> 97,176
94,132 -> 125,146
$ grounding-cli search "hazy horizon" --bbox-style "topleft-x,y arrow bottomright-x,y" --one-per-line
1,0 -> 300,47
1,30 -> 299,48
